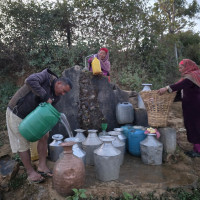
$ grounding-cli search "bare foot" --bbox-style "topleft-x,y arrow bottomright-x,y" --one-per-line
27,170 -> 45,182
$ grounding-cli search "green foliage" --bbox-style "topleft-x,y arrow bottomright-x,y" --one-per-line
152,0 -> 200,34
73,0 -> 148,49
166,187 -> 200,200
66,188 -> 87,200
0,0 -> 76,72
12,153 -> 23,166
0,80 -> 18,131
118,68 -> 144,91
147,191 -> 158,200
177,31 -> 200,64
122,192 -> 133,200
0,0 -> 199,95
0,81 -> 18,112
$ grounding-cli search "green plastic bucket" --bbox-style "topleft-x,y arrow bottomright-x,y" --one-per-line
19,103 -> 61,142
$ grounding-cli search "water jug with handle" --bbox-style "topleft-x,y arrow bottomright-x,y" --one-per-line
91,57 -> 102,75
19,102 -> 61,142
116,102 -> 134,124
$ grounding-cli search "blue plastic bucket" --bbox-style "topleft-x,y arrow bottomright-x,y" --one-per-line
128,127 -> 146,156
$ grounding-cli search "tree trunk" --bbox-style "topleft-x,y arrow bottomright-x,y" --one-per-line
67,27 -> 71,47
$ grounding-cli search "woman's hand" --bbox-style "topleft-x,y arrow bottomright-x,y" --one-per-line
157,87 -> 168,95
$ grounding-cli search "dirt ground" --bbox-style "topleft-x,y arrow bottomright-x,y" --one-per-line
1,102 -> 200,200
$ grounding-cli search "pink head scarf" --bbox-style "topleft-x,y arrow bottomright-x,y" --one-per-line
97,48 -> 110,75
179,59 -> 200,87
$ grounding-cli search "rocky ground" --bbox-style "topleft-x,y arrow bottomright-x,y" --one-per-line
1,102 -> 200,200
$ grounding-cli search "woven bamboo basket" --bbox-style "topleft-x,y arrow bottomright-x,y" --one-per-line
140,90 -> 176,127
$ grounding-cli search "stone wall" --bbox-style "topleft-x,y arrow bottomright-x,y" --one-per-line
51,66 -> 138,138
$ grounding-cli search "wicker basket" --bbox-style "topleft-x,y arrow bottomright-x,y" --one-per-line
140,90 -> 176,127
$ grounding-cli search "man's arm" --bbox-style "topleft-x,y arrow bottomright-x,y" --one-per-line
25,69 -> 50,102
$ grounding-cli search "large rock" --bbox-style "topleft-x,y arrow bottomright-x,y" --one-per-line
51,66 -> 137,138
0,158 -> 19,192
0,131 -> 12,158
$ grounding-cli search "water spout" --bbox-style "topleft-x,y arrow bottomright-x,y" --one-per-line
60,113 -> 73,138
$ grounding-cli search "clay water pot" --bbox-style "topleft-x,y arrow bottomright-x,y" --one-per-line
64,137 -> 86,165
53,142 -> 85,196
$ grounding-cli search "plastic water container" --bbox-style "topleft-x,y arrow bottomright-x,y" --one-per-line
30,141 -> 39,161
121,125 -> 134,150
128,126 -> 146,156
116,102 -> 134,124
92,57 -> 102,75
19,103 -> 61,142
121,125 -> 134,138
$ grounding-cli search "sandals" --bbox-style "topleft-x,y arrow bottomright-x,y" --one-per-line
37,170 -> 53,177
27,176 -> 45,184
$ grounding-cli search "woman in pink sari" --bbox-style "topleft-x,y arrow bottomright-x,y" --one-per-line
88,48 -> 111,82
158,59 -> 200,157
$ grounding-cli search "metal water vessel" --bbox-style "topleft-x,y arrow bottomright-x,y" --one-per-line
82,129 -> 102,165
94,136 -> 121,181
74,129 -> 86,146
114,128 -> 127,144
49,134 -> 64,162
108,131 -> 125,165
140,134 -> 163,165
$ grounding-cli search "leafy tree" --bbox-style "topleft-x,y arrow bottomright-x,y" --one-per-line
0,0 -> 76,72
153,0 -> 200,34
73,0 -> 148,49
177,30 -> 200,63
0,0 -> 199,92
52,0 -> 76,47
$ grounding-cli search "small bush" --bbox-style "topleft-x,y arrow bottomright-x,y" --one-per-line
0,81 -> 18,131
0,81 -> 18,112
